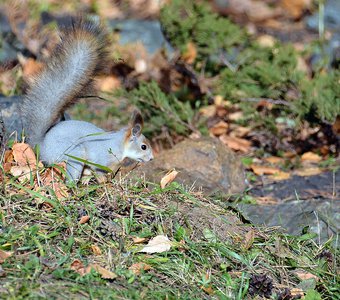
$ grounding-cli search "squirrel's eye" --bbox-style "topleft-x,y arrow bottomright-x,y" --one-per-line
141,144 -> 147,150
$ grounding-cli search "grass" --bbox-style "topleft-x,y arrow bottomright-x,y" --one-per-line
0,174 -> 339,299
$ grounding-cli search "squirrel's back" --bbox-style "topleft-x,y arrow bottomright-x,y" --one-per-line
22,19 -> 109,146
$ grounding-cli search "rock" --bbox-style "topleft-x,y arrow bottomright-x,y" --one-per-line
130,137 -> 247,195
237,170 -> 340,244
0,96 -> 24,138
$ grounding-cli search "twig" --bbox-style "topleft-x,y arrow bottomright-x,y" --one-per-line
240,97 -> 293,107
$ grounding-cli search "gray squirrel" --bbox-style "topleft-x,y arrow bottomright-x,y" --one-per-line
21,19 -> 153,182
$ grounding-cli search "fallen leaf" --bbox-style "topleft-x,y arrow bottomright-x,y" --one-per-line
22,57 -> 44,79
12,143 -> 39,168
79,215 -> 90,224
199,105 -> 216,118
160,169 -> 179,189
257,34 -> 276,47
139,235 -> 172,254
129,262 -> 152,275
265,156 -> 285,164
10,165 -> 32,182
301,152 -> 322,163
280,0 -> 312,19
209,120 -> 229,136
70,259 -> 87,276
201,285 -> 214,295
37,163 -> 68,199
219,135 -> 251,152
91,245 -> 102,256
255,197 -> 278,205
243,230 -> 255,250
250,164 -> 281,176
0,250 -> 13,263
229,125 -> 251,138
182,42 -> 197,64
228,111 -> 243,121
295,167 -> 322,177
96,76 -> 121,92
132,237 -> 147,244
295,271 -> 319,281
86,264 -> 117,279
269,171 -> 291,181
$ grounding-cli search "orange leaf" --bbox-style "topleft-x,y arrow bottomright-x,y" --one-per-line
301,152 -> 322,163
91,245 -> 102,256
219,135 -> 251,152
160,170 -> 179,189
250,164 -> 281,176
182,42 -> 197,64
12,143 -> 38,169
79,216 -> 90,224
209,121 -> 229,136
201,285 -> 214,295
265,156 -> 285,164
243,230 -> 255,250
295,271 -> 319,281
70,259 -> 87,276
269,171 -> 291,181
295,167 -> 322,177
132,237 -> 147,244
0,250 -> 13,263
129,262 -> 152,275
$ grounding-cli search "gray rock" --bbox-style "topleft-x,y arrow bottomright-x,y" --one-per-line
109,19 -> 174,55
130,137 -> 247,195
0,95 -> 24,138
237,199 -> 340,244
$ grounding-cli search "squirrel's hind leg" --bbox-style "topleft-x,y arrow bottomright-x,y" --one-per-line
65,159 -> 84,183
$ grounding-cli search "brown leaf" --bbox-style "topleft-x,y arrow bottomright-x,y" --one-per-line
37,163 -> 68,199
269,171 -> 291,181
209,121 -> 229,136
129,262 -> 152,275
160,170 -> 179,189
86,264 -> 117,279
199,105 -> 216,118
219,135 -> 251,152
12,143 -> 38,168
228,111 -> 243,121
96,76 -> 121,92
243,230 -> 255,250
79,215 -> 90,224
132,237 -> 147,244
250,164 -> 281,176
182,42 -> 197,64
229,125 -> 251,138
201,285 -> 214,295
295,271 -> 319,281
0,249 -> 13,263
280,0 -> 312,19
255,196 -> 278,205
301,152 -> 322,163
91,245 -> 102,256
265,156 -> 285,164
295,167 -> 322,177
70,259 -> 87,276
22,57 -> 44,79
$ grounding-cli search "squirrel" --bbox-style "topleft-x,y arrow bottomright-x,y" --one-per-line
21,19 -> 154,182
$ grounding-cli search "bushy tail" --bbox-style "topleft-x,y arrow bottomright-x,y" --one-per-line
22,19 -> 109,146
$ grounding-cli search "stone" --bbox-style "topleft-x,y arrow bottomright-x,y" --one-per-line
131,137 -> 247,195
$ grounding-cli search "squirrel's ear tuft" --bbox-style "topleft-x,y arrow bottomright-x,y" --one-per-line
130,110 -> 143,137
131,110 -> 144,128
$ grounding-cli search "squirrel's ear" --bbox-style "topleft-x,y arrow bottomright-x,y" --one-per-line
130,110 -> 143,137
